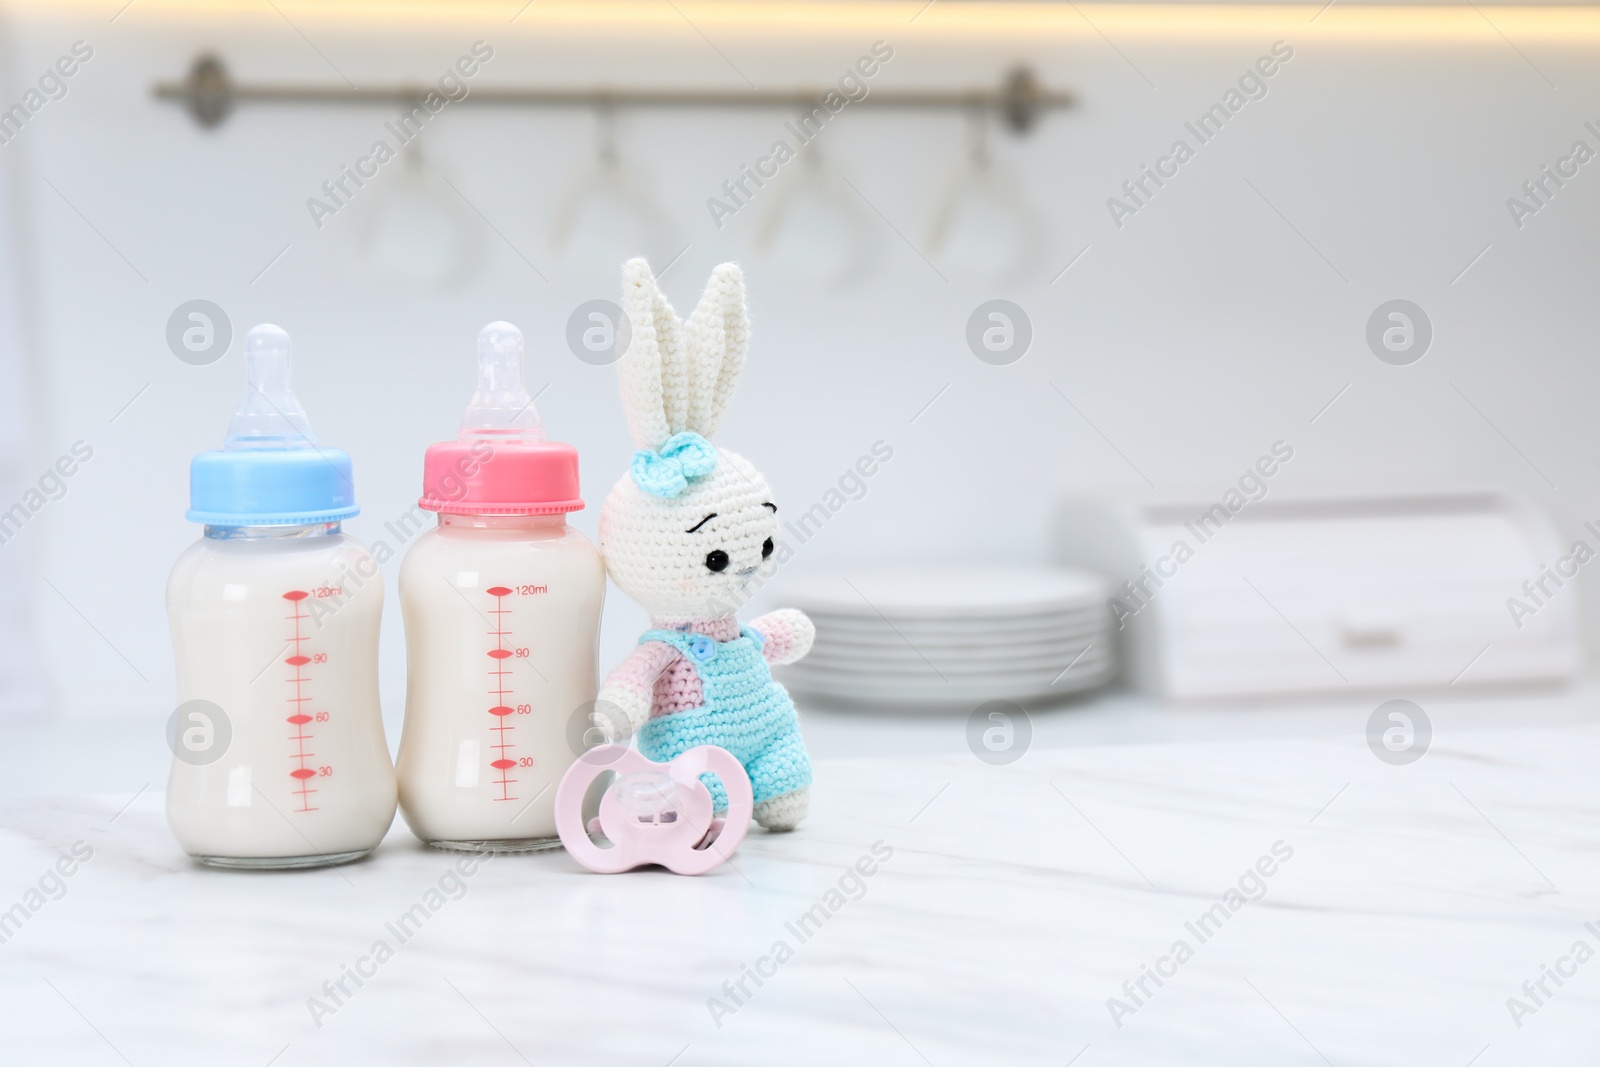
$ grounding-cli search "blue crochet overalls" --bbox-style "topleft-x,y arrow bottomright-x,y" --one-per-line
636,625 -> 812,812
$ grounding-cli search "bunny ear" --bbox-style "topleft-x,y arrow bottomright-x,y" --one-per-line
682,262 -> 748,439
655,286 -> 690,438
619,257 -> 685,449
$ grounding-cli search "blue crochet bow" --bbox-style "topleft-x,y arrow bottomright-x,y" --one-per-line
631,431 -> 719,498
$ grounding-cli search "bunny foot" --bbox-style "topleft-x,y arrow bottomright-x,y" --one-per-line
754,788 -> 809,831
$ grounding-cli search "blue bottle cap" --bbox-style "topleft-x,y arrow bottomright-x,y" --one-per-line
185,324 -> 360,526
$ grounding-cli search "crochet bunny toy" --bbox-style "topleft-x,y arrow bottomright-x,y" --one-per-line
595,258 -> 815,831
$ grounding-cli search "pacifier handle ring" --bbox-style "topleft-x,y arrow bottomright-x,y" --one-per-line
677,745 -> 753,866
554,744 -> 635,873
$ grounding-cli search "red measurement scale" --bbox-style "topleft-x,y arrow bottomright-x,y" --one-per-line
485,586 -> 526,801
282,590 -> 320,813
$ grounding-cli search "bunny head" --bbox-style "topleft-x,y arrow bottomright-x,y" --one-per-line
598,258 -> 780,621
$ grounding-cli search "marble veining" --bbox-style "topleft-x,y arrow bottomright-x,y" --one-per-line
1,725 -> 1598,1065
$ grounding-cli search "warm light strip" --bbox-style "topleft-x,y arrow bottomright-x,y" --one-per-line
26,1 -> 1600,41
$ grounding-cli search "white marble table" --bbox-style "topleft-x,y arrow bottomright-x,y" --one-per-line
2,724 -> 1598,1066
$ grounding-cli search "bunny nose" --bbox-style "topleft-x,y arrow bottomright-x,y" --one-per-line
737,566 -> 758,577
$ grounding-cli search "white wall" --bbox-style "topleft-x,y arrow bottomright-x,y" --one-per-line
2,1 -> 1598,722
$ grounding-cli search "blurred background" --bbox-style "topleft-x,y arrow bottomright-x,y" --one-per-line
2,0 -> 1599,791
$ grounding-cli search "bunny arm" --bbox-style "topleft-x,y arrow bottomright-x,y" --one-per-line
596,611 -> 812,736
748,608 -> 815,666
596,641 -> 682,738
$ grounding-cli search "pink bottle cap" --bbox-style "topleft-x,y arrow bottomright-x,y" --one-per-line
554,744 -> 753,875
419,440 -> 582,515
418,321 -> 584,515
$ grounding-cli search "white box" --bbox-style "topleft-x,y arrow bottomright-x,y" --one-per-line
1056,493 -> 1581,699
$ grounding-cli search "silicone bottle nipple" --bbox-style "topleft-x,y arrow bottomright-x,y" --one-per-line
459,321 -> 544,441
224,324 -> 316,450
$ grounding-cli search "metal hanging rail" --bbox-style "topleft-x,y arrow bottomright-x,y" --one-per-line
153,56 -> 1072,133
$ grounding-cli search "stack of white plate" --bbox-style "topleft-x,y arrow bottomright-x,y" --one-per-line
777,566 -> 1114,709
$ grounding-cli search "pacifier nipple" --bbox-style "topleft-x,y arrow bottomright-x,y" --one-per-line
459,321 -> 544,440
224,324 -> 316,450
615,771 -> 681,824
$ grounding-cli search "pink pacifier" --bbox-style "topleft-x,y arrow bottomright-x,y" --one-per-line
554,744 -> 753,875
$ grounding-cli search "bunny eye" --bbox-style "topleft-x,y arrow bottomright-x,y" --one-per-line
705,549 -> 730,573
761,538 -> 774,558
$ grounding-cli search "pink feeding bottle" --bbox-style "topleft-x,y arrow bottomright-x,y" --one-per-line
395,322 -> 605,853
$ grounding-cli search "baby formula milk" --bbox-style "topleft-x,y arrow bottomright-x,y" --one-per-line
166,325 -> 396,868
397,323 -> 604,852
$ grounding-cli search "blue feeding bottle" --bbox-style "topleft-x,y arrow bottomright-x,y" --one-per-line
165,324 -> 396,869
